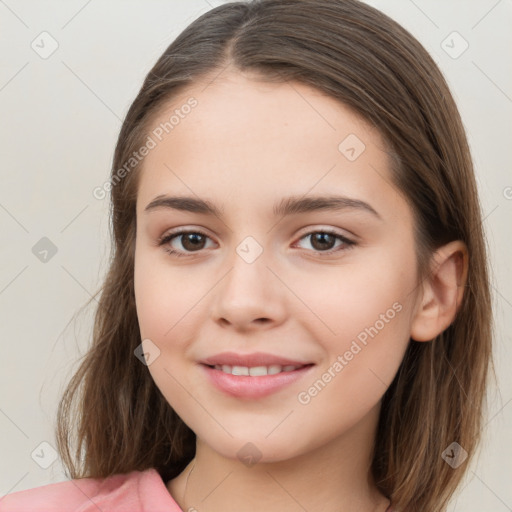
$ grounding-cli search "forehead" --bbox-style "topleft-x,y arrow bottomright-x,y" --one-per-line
135,70 -> 410,224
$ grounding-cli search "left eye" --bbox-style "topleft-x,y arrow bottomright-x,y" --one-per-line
294,230 -> 355,254
158,230 -> 213,257
158,229 -> 355,257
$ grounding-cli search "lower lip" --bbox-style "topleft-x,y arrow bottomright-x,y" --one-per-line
200,364 -> 315,399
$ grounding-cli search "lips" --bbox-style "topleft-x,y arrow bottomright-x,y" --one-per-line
199,351 -> 315,399
200,351 -> 312,368
211,364 -> 305,376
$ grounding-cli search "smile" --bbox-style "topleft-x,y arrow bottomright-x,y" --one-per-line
201,363 -> 315,399
210,364 -> 306,376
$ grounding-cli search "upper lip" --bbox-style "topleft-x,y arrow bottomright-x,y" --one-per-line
200,351 -> 313,367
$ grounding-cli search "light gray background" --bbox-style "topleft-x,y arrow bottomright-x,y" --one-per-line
0,0 -> 511,510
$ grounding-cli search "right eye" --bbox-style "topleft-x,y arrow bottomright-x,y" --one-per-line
158,229 -> 215,257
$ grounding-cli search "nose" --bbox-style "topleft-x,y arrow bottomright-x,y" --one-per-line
210,246 -> 287,332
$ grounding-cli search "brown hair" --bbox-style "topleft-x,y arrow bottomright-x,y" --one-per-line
56,1 -> 495,510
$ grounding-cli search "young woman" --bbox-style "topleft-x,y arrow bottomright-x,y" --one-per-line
1,1 -> 493,511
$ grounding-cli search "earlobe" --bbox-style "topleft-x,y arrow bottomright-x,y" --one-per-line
410,240 -> 468,342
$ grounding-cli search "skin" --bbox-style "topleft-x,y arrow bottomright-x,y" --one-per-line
133,67 -> 468,512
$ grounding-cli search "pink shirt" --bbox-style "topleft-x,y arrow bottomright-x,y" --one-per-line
0,468 -> 394,511
0,468 -> 182,512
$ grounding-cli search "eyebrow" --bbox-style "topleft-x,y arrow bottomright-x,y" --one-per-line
144,194 -> 382,220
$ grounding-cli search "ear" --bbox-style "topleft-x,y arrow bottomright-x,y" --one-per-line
410,240 -> 469,342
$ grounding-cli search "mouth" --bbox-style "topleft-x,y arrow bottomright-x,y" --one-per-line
200,362 -> 315,399
204,363 -> 313,376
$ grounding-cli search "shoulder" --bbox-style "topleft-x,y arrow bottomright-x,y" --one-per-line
0,468 -> 183,512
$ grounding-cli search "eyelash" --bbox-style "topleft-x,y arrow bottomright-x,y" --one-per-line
157,228 -> 356,258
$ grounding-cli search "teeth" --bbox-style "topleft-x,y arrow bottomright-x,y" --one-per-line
212,364 -> 302,376
232,365 -> 249,376
249,366 -> 268,376
267,365 -> 282,375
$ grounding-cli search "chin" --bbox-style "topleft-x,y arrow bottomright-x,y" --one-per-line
196,427 -> 313,466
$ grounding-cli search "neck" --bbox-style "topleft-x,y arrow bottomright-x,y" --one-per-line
167,403 -> 390,512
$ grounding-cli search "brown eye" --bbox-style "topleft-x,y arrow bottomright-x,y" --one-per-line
295,230 -> 355,255
179,232 -> 208,251
309,232 -> 337,251
158,230 -> 214,257
158,228 -> 355,258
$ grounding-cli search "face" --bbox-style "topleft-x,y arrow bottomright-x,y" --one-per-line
134,70 -> 421,462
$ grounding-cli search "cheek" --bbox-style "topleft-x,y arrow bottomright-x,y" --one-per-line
291,250 -> 414,340
288,251 -> 415,400
134,253 -> 169,340
133,252 -> 202,414
134,247 -> 202,341
292,275 -> 412,442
